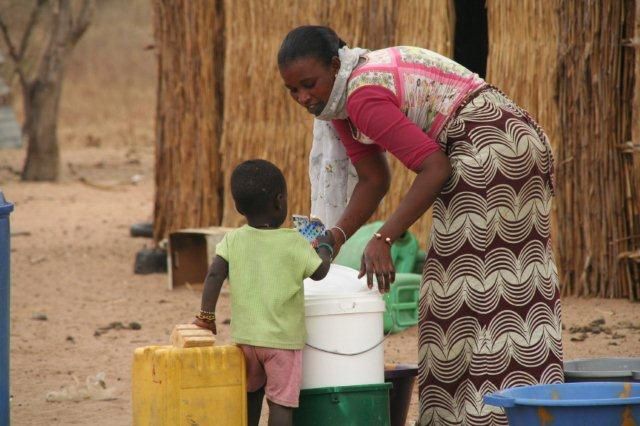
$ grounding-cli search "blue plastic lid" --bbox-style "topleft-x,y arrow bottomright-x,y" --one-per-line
0,192 -> 14,216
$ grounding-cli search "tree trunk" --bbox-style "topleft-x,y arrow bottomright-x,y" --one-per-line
20,0 -> 93,181
21,78 -> 62,181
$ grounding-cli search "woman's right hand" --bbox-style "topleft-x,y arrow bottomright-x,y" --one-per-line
359,237 -> 395,293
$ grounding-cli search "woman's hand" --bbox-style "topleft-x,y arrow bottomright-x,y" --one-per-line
359,238 -> 395,293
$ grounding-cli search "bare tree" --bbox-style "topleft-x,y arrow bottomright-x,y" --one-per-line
0,0 -> 93,181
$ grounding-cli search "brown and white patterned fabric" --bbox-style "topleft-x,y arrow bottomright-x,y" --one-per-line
419,87 -> 564,425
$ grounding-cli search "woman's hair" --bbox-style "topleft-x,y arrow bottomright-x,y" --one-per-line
278,25 -> 346,67
231,159 -> 286,216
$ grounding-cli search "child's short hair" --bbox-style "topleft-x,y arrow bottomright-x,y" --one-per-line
231,159 -> 286,216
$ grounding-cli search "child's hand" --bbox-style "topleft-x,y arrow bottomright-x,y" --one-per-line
315,230 -> 342,259
193,316 -> 217,334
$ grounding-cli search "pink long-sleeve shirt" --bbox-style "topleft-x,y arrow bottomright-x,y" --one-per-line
332,47 -> 485,172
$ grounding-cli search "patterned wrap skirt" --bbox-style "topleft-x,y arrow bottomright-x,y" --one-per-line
418,87 -> 564,425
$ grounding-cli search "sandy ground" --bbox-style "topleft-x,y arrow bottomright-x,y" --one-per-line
2,146 -> 639,426
1,2 -> 639,425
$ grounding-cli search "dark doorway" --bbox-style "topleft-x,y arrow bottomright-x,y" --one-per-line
453,0 -> 489,78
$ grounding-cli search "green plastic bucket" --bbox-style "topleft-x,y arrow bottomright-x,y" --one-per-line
293,383 -> 392,425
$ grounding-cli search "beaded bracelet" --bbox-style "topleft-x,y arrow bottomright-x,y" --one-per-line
196,311 -> 216,322
316,242 -> 334,258
373,232 -> 392,246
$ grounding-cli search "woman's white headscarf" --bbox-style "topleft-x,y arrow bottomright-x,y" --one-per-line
309,46 -> 368,228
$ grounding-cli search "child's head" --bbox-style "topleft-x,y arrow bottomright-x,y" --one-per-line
231,159 -> 288,227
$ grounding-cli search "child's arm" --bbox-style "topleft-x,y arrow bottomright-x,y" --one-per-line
193,255 -> 229,333
309,244 -> 332,281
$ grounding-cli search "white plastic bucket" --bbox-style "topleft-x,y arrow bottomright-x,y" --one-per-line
302,264 -> 386,389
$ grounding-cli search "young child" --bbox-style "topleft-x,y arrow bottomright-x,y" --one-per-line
194,159 -> 332,426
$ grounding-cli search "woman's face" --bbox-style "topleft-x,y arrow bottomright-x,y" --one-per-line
279,56 -> 340,116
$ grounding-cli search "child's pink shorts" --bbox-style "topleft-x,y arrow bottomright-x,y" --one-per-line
238,344 -> 303,408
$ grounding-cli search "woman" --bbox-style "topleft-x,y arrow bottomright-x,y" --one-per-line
278,26 -> 563,425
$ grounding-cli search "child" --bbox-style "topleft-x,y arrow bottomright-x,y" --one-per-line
194,159 -> 332,426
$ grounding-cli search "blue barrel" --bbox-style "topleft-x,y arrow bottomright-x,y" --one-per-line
484,382 -> 640,425
0,192 -> 14,425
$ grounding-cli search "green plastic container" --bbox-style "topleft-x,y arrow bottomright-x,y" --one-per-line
334,221 -> 422,334
383,273 -> 420,333
334,221 -> 419,274
412,250 -> 426,275
294,383 -> 392,426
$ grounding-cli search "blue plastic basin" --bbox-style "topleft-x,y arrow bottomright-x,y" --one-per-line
484,382 -> 640,425
564,357 -> 640,382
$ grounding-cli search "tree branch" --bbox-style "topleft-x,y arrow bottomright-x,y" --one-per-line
18,0 -> 49,59
70,0 -> 93,44
0,15 -> 20,63
0,1 -> 48,88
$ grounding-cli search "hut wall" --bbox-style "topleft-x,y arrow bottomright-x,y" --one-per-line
555,0 -> 629,297
152,0 -> 225,241
619,0 -> 640,300
153,1 -> 639,299
485,1 -> 560,150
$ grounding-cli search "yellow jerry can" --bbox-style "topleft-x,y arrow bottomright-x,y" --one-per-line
132,326 -> 247,425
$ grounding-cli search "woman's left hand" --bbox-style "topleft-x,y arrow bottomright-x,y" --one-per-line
358,238 -> 395,293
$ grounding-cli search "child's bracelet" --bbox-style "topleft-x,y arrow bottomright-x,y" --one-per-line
316,243 -> 334,258
196,311 -> 216,322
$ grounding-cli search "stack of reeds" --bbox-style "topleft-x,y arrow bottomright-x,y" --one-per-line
218,0 -> 330,227
555,0 -> 630,298
487,0 -> 640,299
618,0 -> 640,300
485,0 -> 560,151
151,0 -> 225,241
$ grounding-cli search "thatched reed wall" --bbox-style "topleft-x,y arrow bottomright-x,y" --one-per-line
485,1 -> 562,286
218,0 -> 322,228
485,1 -> 560,150
486,1 -> 640,299
152,0 -> 225,242
618,0 -> 640,300
152,0 -> 639,299
555,1 -> 631,298
219,0 -> 454,243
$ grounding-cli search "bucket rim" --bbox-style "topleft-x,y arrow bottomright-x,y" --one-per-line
484,382 -> 640,408
384,364 -> 419,379
0,192 -> 13,216
299,382 -> 391,396
563,357 -> 640,378
305,297 -> 386,317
